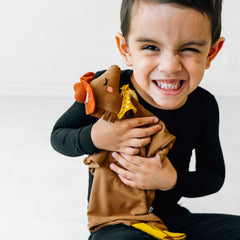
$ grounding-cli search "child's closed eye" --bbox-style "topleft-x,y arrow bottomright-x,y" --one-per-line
181,47 -> 200,53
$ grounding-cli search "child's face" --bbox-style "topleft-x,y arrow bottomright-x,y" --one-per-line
116,2 -> 224,110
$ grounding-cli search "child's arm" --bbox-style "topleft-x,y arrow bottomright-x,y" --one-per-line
51,101 -> 98,157
51,101 -> 161,157
176,96 -> 225,197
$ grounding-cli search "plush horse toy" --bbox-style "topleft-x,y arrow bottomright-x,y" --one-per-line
74,65 -> 186,240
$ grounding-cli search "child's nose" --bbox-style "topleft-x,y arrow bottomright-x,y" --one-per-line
157,52 -> 182,74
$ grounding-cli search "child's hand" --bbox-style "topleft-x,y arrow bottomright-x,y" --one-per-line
91,116 -> 161,155
110,152 -> 177,191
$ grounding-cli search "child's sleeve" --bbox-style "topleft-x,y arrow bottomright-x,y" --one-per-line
174,95 -> 225,198
50,100 -> 99,157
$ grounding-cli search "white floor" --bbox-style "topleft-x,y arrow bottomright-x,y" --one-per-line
0,96 -> 239,240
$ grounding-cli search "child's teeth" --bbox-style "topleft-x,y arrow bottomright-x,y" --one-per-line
157,81 -> 181,90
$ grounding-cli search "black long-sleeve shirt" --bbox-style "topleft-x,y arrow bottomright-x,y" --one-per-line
51,69 -> 225,218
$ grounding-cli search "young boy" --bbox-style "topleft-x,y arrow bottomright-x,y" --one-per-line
51,0 -> 240,239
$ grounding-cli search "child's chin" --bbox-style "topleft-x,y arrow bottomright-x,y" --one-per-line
154,97 -> 187,110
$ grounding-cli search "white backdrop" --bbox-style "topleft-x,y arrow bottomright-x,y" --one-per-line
0,0 -> 240,97
0,1 -> 239,240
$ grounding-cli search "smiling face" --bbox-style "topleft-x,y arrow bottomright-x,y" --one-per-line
116,1 -> 224,110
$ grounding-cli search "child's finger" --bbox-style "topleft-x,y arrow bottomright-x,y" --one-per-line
128,136 -> 152,148
122,116 -> 159,129
129,124 -> 162,138
118,146 -> 140,156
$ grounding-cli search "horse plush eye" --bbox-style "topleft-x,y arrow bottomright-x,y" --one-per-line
103,78 -> 109,86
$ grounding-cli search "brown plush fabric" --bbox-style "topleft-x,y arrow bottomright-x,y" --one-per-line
74,65 -> 176,232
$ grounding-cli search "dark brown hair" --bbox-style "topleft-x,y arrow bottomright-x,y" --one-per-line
120,0 -> 222,44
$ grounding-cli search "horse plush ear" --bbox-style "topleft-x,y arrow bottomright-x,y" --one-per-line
74,82 -> 87,103
74,72 -> 96,115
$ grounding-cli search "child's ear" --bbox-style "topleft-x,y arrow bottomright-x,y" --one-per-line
206,37 -> 225,69
115,33 -> 132,66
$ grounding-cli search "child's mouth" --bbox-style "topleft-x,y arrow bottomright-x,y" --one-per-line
154,80 -> 184,91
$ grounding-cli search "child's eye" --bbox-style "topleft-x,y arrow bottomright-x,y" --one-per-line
181,48 -> 200,53
143,45 -> 159,51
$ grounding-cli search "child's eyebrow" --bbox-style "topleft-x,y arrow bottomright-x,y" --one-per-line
134,37 -> 158,44
134,37 -> 207,48
180,40 -> 207,48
